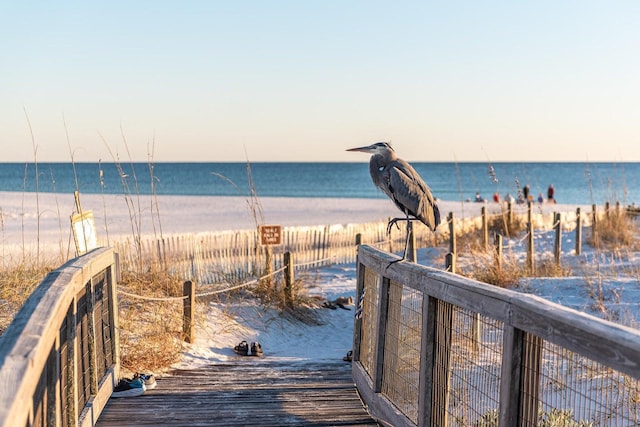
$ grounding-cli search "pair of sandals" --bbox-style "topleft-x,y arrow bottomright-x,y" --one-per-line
233,340 -> 263,357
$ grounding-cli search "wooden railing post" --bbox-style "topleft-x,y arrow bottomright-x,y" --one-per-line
499,328 -> 542,426
284,251 -> 294,307
183,281 -> 195,344
431,300 -> 453,426
575,207 -> 582,255
418,296 -> 437,427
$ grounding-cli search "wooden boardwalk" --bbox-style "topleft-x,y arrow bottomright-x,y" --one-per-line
96,360 -> 379,427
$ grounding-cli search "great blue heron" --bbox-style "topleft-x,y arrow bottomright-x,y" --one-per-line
347,142 -> 440,262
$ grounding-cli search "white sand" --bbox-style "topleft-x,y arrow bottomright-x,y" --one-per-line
0,191 -> 589,257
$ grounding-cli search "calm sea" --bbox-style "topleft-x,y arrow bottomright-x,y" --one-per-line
0,162 -> 638,206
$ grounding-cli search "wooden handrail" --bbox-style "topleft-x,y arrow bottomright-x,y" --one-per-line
0,248 -> 119,427
352,245 -> 640,427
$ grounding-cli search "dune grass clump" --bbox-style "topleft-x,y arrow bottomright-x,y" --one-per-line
0,258 -> 57,336
455,228 -> 487,255
533,258 -> 573,278
460,254 -> 523,288
589,210 -> 638,250
487,211 -> 526,238
117,269 -> 185,372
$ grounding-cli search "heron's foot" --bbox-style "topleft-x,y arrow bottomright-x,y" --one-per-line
385,257 -> 405,271
386,218 -> 401,235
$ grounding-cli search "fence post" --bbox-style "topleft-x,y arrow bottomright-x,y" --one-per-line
494,234 -> 503,271
446,212 -> 456,273
507,201 -> 513,236
605,201 -> 610,219
481,206 -> 489,252
407,221 -> 417,262
284,251 -> 294,307
527,202 -> 534,274
575,207 -> 582,255
592,204 -> 598,247
183,280 -> 195,343
263,246 -> 274,289
554,212 -> 562,265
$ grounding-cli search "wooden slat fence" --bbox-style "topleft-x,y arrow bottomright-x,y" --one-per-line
111,202 -> 623,285
352,245 -> 640,427
113,219 -> 440,284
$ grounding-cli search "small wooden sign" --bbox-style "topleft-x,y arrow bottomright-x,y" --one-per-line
71,210 -> 98,255
260,225 -> 282,245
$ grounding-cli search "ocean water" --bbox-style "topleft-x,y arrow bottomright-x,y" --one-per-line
0,162 -> 638,206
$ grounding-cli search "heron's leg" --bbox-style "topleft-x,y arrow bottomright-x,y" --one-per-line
386,215 -> 413,269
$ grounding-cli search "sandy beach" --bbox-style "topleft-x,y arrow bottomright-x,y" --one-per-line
1,191 -> 592,258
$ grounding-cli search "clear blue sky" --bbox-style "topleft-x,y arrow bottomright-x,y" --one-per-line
2,1 -> 639,162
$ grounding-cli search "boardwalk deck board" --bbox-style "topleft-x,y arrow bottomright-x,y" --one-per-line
96,360 -> 379,427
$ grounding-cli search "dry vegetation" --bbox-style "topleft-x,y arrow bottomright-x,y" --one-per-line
0,258 -> 58,336
117,270 -> 185,372
590,208 -> 639,250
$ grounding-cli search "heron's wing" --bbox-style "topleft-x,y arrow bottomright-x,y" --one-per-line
387,160 -> 440,231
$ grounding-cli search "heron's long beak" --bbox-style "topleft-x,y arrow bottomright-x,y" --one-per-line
346,145 -> 375,153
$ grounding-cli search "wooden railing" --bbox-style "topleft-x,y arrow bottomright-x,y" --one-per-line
352,245 -> 640,427
0,248 -> 119,427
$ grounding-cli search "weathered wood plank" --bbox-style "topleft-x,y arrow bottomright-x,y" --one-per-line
97,361 -> 378,427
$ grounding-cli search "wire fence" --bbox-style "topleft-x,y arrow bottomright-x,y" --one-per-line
353,245 -> 640,427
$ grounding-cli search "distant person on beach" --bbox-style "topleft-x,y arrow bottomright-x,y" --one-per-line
493,192 -> 500,203
523,184 -> 531,201
537,193 -> 544,204
504,193 -> 515,204
474,192 -> 484,202
547,184 -> 556,203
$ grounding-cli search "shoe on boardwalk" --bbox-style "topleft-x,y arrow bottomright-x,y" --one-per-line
233,340 -> 249,356
250,342 -> 263,357
112,378 -> 145,398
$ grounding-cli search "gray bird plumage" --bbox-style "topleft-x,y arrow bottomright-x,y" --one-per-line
347,142 -> 440,261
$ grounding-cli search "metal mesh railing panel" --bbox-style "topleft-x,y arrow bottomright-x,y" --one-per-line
359,266 -> 380,379
432,303 -> 504,426
381,283 -> 422,423
533,340 -> 640,427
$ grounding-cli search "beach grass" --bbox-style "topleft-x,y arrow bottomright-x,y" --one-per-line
0,257 -> 59,336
